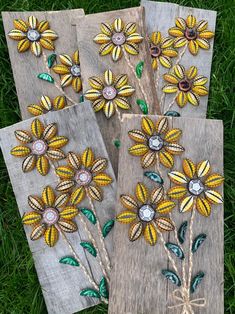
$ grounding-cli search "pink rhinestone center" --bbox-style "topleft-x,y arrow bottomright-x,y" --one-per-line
32,140 -> 48,155
75,169 -> 92,186
102,86 -> 117,100
112,32 -> 126,45
43,208 -> 59,225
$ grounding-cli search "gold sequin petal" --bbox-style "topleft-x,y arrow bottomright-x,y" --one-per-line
56,180 -> 75,192
11,145 -> 31,157
93,99 -> 106,112
114,97 -> 131,110
192,86 -> 208,96
159,56 -> 172,68
163,73 -> 179,84
31,41 -> 42,57
196,197 -> 211,217
73,50 -> 80,64
93,173 -> 112,186
53,96 -> 66,110
36,156 -> 49,176
41,30 -> 58,41
58,54 -> 73,66
167,185 -> 187,199
168,171 -> 187,184
196,20 -> 208,32
156,200 -> 175,214
28,15 -> 38,29
164,128 -> 182,142
175,17 -> 186,30
40,38 -> 54,51
124,22 -> 137,36
99,42 -> 114,56
141,117 -> 155,136
114,74 -> 128,89
70,186 -> 85,205
186,66 -> 198,80
58,219 -> 77,233
155,217 -> 174,232
84,89 -> 102,101
30,224 -> 46,241
103,101 -> 115,118
46,149 -> 66,161
197,160 -> 210,178
205,190 -> 223,204
151,31 -> 161,45
89,76 -> 104,90
42,123 -> 57,141
124,42 -> 139,55
120,194 -> 138,210
159,151 -> 174,168
52,64 -> 70,75
22,154 -> 37,172
91,158 -> 108,173
8,29 -> 26,40
128,144 -> 149,156
156,117 -> 168,133
60,74 -> 73,87
40,95 -> 52,111
17,38 -> 30,52
187,92 -> 200,106
87,185 -> 103,202
60,206 -> 79,220
117,85 -> 135,97
176,91 -> 188,107
162,84 -> 178,94
22,211 -> 42,225
198,31 -> 214,39
13,19 -> 28,32
180,195 -> 194,213
174,37 -> 188,48
14,130 -> 32,143
37,20 -> 49,33
126,33 -> 143,44
135,182 -> 148,203
196,38 -> 210,50
44,225 -> 59,247
54,193 -> 69,208
113,18 -> 124,32
27,104 -> 44,116
164,143 -> 185,155
150,186 -> 164,204
112,45 -> 122,62
116,210 -> 137,224
72,77 -> 82,93
100,23 -> 113,36
144,222 -> 157,246
42,186 -> 55,207
193,75 -> 208,86
104,69 -> 114,86
55,166 -> 74,179
141,151 -> 156,168
128,129 -> 147,143
188,40 -> 199,55
31,118 -> 44,139
162,47 -> 177,57
93,33 -> 111,44
129,221 -> 143,242
47,136 -> 68,149
168,27 -> 184,37
82,147 -> 94,168
28,195 -> 44,211
67,152 -> 81,170
186,15 -> 196,28
182,158 -> 196,178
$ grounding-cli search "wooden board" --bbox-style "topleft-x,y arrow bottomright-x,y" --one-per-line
76,7 -> 159,175
141,0 -> 216,118
0,102 -> 116,314
2,9 -> 84,120
109,114 -> 223,314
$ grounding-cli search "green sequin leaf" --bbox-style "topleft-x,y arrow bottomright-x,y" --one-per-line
192,234 -> 207,253
190,272 -> 205,294
80,288 -> 100,298
37,73 -> 54,83
136,99 -> 148,114
99,276 -> 109,299
59,256 -> 79,267
102,219 -> 114,238
113,139 -> 121,149
136,61 -> 144,79
79,95 -> 84,103
80,242 -> 97,257
80,208 -> 97,225
165,242 -> 184,260
47,53 -> 56,68
178,221 -> 188,244
162,269 -> 181,287
164,110 -> 181,117
144,171 -> 163,184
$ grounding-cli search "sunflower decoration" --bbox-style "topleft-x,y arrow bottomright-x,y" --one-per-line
168,15 -> 214,55
22,186 -> 79,247
11,119 -> 68,176
167,158 -> 224,217
117,182 -> 175,246
149,31 -> 178,70
8,16 -> 58,57
162,64 -> 208,107
93,18 -> 143,62
84,69 -> 135,118
27,95 -> 67,116
128,116 -> 184,169
55,148 -> 113,203
52,50 -> 82,93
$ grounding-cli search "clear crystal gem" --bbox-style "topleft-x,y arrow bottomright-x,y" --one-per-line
43,208 -> 59,225
188,179 -> 204,196
149,135 -> 164,151
75,169 -> 92,186
70,65 -> 81,77
27,29 -> 41,42
112,32 -> 126,45
32,140 -> 48,155
138,205 -> 155,222
102,86 -> 117,100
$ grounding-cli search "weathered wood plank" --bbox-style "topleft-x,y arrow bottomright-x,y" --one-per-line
2,9 -> 84,120
76,7 -> 159,175
0,102 -> 116,314
141,0 -> 216,118
109,114 -> 223,314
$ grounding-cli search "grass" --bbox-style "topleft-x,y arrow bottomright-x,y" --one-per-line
0,0 -> 234,313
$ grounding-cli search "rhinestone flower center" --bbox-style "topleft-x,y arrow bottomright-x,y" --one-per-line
70,64 -> 81,77
178,79 -> 191,92
185,28 -> 197,40
75,169 -> 92,186
139,205 -> 155,222
102,86 -> 117,100
27,29 -> 41,42
43,208 -> 59,225
32,140 -> 48,155
112,32 -> 126,45
149,135 -> 164,151
188,179 -> 204,196
150,45 -> 162,58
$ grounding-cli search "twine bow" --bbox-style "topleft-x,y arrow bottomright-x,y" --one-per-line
168,288 -> 206,314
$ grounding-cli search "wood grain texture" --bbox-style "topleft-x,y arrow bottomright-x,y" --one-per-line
109,114 -> 223,314
76,7 -> 159,175
0,102 -> 117,314
2,9 -> 84,120
141,0 -> 216,118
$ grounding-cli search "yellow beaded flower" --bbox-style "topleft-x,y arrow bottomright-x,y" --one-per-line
84,69 -> 135,118
162,64 -> 208,107
52,50 -> 82,93
93,18 -> 143,62
149,31 -> 178,70
55,148 -> 113,203
128,116 -> 184,169
27,95 -> 67,116
22,186 -> 78,247
167,159 -> 224,217
168,15 -> 214,55
8,16 -> 58,57
11,119 -> 68,176
117,182 -> 175,246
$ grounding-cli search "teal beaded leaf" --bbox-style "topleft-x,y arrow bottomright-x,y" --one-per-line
80,242 -> 97,257
178,221 -> 188,244
190,272 -> 205,293
136,99 -> 148,114
59,256 -> 79,267
37,73 -> 54,83
80,289 -> 100,298
102,219 -> 114,238
165,242 -> 185,260
162,269 -> 181,287
144,171 -> 163,184
192,234 -> 207,253
164,110 -> 180,117
136,61 -> 144,78
80,208 -> 97,225
47,53 -> 56,68
99,277 -> 109,299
